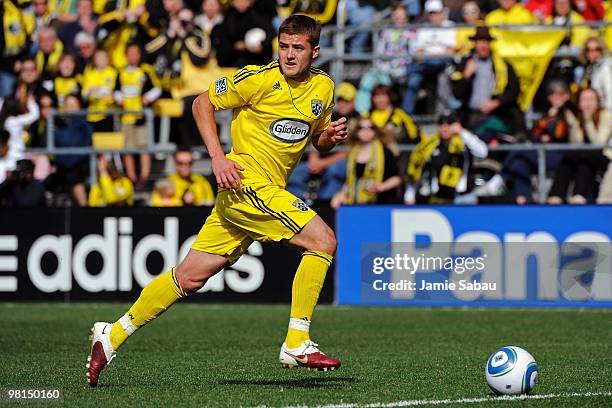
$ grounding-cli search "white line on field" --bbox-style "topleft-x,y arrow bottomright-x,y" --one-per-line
274,391 -> 612,408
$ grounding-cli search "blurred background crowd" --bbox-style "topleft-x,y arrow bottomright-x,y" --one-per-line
0,0 -> 611,208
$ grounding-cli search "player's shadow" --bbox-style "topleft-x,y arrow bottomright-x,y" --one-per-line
219,377 -> 356,389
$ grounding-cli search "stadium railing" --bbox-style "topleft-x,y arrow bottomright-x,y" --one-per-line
29,110 -> 607,203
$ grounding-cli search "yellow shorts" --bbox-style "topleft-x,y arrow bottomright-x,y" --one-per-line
192,184 -> 317,264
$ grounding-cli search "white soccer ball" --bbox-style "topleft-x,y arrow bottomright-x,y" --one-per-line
244,27 -> 266,52
485,346 -> 538,395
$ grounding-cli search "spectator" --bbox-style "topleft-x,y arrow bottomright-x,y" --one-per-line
46,93 -> 92,206
89,154 -> 135,206
574,0 -> 604,21
0,158 -> 46,206
345,0 -> 375,54
150,177 -> 182,206
454,2 -> 483,54
12,58 -> 45,107
405,112 -> 488,204
114,42 -> 161,188
0,96 -> 40,161
0,0 -> 31,98
29,91 -> 56,147
97,0 -> 155,69
287,82 -> 358,202
544,0 -> 590,51
34,26 -> 64,81
525,0 -> 553,22
331,118 -> 401,208
74,31 -> 97,73
356,4 -> 413,114
575,37 -> 612,110
211,0 -> 275,68
47,53 -> 81,108
547,87 -> 611,204
81,48 -> 117,131
25,0 -> 56,46
194,0 -> 223,36
168,149 -> 215,206
58,0 -> 98,53
485,0 -> 537,25
144,0 -> 211,94
363,85 -> 420,148
0,130 -> 17,184
403,0 -> 455,114
478,81 -> 573,203
449,26 -> 526,142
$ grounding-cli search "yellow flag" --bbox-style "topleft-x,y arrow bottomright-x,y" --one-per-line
491,28 -> 565,111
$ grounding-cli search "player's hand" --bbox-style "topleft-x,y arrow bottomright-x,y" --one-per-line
326,117 -> 348,144
212,156 -> 244,189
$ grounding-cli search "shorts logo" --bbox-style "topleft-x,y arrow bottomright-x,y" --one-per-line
269,118 -> 311,143
292,199 -> 309,212
311,99 -> 323,117
215,77 -> 227,95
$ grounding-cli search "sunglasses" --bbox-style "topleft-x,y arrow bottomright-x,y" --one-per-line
175,160 -> 193,166
586,47 -> 602,52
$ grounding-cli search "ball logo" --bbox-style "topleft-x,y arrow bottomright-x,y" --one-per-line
269,118 -> 311,143
492,351 -> 508,367
487,347 -> 516,377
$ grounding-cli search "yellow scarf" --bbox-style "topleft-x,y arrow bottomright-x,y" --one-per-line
36,41 -> 63,75
492,53 -> 508,98
407,134 -> 465,190
346,138 -> 386,204
2,0 -> 28,57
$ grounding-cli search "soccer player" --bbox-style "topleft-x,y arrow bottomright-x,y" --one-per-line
86,14 -> 348,386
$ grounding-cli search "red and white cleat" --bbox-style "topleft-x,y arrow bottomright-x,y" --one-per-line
279,340 -> 341,371
86,322 -> 116,387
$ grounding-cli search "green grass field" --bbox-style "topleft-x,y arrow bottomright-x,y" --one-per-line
0,303 -> 611,407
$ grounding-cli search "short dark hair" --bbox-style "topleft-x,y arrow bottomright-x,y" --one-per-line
278,14 -> 321,47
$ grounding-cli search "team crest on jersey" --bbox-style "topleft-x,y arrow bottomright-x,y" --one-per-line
215,77 -> 227,95
311,99 -> 323,117
292,199 -> 309,212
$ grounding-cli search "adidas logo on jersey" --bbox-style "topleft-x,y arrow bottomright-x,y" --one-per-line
272,81 -> 282,91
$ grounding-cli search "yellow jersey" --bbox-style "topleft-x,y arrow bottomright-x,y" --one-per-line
81,66 -> 118,122
168,172 -> 215,206
89,174 -> 134,206
208,60 -> 334,187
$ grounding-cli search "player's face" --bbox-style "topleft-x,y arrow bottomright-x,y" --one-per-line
278,33 -> 320,81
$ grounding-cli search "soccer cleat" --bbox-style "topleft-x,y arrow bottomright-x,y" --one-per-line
279,340 -> 341,371
86,322 -> 116,387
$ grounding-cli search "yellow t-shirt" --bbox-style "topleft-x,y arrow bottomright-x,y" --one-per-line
485,4 -> 536,26
89,174 -> 134,206
208,60 -> 334,187
81,66 -> 118,122
168,172 -> 215,206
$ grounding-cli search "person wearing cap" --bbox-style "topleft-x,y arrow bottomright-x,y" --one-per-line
485,0 -> 536,26
448,26 -> 525,142
286,82 -> 357,201
403,0 -> 455,114
404,111 -> 487,204
0,158 -> 46,207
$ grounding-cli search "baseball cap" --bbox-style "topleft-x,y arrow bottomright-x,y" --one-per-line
425,0 -> 444,13
336,82 -> 357,101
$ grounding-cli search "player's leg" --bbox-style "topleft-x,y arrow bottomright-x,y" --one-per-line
284,215 -> 336,348
87,207 -> 249,386
278,215 -> 341,370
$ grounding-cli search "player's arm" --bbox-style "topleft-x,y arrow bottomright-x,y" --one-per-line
192,92 -> 244,189
311,117 -> 348,152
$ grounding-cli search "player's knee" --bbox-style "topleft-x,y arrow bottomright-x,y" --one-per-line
312,227 -> 337,255
175,264 -> 215,294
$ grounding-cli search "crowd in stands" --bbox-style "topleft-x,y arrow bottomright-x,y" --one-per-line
0,0 -> 611,208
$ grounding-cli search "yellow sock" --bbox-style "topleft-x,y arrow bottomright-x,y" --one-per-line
285,250 -> 332,349
109,268 -> 187,350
